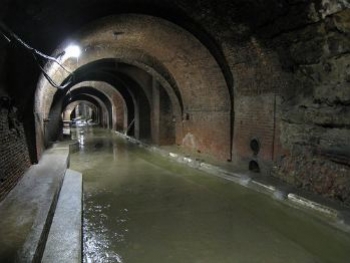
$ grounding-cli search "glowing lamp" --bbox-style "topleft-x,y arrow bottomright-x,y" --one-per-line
64,45 -> 81,58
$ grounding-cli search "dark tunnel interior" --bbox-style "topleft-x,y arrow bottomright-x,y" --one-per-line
0,1 -> 350,262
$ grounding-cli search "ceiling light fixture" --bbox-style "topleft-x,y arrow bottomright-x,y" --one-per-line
64,45 -> 81,58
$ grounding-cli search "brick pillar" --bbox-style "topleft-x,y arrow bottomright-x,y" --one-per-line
151,78 -> 160,144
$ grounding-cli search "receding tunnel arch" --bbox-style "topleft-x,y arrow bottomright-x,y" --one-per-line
35,14 -> 232,160
69,81 -> 129,132
44,91 -> 110,146
63,100 -> 101,125
67,61 -> 155,140
63,88 -> 112,128
70,58 -> 183,116
65,96 -> 107,127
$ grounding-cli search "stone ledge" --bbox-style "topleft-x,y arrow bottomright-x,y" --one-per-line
42,169 -> 82,263
287,193 -> 338,218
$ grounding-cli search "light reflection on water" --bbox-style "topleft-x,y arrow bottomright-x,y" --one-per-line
70,129 -> 350,263
83,200 -> 124,263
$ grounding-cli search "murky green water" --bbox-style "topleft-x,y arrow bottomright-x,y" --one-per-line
70,129 -> 350,263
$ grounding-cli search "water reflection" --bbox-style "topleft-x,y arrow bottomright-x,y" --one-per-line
70,129 -> 350,263
84,199 -> 124,263
74,126 -> 87,148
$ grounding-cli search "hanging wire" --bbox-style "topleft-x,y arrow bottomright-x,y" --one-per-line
0,20 -> 74,89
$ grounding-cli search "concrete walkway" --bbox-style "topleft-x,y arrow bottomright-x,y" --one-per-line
0,144 -> 72,263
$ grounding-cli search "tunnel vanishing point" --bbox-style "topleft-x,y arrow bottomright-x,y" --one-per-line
0,1 -> 350,208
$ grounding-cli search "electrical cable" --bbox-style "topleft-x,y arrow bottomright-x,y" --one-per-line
32,52 -> 74,89
0,20 -> 75,89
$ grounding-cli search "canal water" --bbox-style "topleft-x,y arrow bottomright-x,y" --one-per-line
70,129 -> 350,263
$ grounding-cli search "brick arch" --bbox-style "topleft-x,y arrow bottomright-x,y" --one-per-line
69,81 -> 128,132
63,99 -> 105,126
35,14 -> 232,160
63,100 -> 101,124
64,88 -> 112,126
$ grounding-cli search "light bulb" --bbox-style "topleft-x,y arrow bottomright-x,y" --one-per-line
64,45 -> 81,58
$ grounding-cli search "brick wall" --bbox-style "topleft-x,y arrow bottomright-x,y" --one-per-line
0,18 -> 31,201
0,107 -> 31,201
229,40 -> 287,173
273,145 -> 350,206
223,3 -> 350,205
232,94 -> 276,172
269,7 -> 350,205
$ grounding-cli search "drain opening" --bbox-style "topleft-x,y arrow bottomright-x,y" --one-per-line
249,160 -> 260,173
250,139 -> 260,155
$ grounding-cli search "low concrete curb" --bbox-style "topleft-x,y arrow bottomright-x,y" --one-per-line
116,132 -> 350,233
42,169 -> 82,263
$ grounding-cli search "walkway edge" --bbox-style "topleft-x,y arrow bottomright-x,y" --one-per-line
42,169 -> 82,263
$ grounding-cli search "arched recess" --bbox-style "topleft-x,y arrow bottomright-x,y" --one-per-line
70,81 -> 128,132
63,88 -> 112,127
35,14 -> 231,161
68,63 -> 152,139
63,100 -> 100,124
74,60 -> 179,144
113,63 -> 178,145
59,60 -> 180,144
44,88 -> 111,146
63,93 -> 109,128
